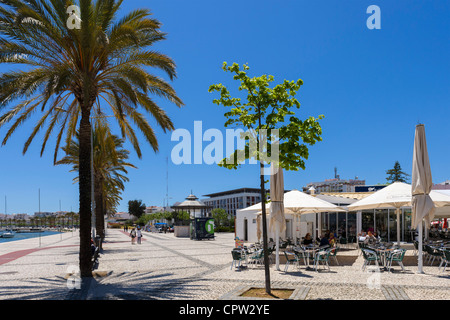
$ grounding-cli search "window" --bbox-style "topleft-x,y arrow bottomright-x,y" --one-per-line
362,210 -> 374,233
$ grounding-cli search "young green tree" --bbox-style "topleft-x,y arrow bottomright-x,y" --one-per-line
386,161 -> 410,183
209,62 -> 324,294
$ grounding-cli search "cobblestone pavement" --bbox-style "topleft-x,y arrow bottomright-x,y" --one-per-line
0,229 -> 449,300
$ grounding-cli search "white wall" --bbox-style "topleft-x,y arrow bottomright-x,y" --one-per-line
235,209 -> 259,242
236,209 -> 316,243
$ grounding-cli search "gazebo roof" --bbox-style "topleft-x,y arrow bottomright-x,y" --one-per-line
171,194 -> 211,209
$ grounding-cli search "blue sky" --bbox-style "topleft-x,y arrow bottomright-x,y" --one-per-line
0,0 -> 449,214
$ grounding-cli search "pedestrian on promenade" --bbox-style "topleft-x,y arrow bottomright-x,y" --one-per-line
137,226 -> 142,244
130,228 -> 137,244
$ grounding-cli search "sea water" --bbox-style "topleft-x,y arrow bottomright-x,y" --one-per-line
0,230 -> 63,243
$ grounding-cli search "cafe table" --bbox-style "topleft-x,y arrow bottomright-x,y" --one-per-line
294,245 -> 325,270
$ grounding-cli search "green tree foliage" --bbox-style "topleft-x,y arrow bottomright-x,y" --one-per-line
128,199 -> 146,219
209,62 -> 324,171
211,208 -> 228,227
386,161 -> 410,183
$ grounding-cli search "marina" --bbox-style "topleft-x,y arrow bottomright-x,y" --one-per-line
0,229 -> 63,243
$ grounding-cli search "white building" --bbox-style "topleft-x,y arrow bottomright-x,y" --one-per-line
202,188 -> 264,217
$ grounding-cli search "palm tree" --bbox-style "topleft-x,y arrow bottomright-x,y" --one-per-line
56,119 -> 136,241
0,0 -> 183,277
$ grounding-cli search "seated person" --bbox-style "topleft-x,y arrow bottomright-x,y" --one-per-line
364,231 -> 376,245
358,232 -> 367,242
373,231 -> 381,242
303,233 -> 313,245
319,234 -> 329,247
329,233 -> 336,247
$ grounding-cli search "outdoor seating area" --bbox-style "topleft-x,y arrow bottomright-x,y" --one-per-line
232,236 -> 346,273
419,240 -> 450,270
230,241 -> 277,270
230,235 -> 450,276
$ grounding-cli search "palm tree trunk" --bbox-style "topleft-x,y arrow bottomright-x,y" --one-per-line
94,176 -> 105,244
78,107 -> 93,277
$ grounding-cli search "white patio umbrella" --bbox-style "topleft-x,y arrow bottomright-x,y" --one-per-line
244,190 -> 346,215
245,189 -> 346,269
347,181 -> 450,245
269,162 -> 285,271
411,124 -> 435,274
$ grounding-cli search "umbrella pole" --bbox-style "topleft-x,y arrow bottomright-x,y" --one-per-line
418,220 -> 424,274
396,208 -> 401,246
275,229 -> 280,271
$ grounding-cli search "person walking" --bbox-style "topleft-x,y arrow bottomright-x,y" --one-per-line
137,226 -> 143,244
130,227 -> 137,244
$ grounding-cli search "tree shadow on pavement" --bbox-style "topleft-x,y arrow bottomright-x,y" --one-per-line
67,271 -> 208,300
0,276 -> 73,300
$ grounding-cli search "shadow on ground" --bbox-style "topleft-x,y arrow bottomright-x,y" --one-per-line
0,276 -> 71,300
66,270 -> 212,300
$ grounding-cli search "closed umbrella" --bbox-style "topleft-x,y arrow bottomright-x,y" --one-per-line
411,124 -> 435,274
256,215 -> 262,242
269,162 -> 285,271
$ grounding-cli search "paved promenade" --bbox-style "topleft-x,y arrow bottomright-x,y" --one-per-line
0,229 -> 449,300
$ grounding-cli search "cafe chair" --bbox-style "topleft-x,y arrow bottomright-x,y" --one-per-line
230,249 -> 246,270
329,246 -> 339,265
361,248 -> 380,272
313,249 -> 331,272
386,248 -> 406,272
438,249 -> 450,272
249,249 -> 264,268
424,245 -> 443,265
283,251 -> 300,272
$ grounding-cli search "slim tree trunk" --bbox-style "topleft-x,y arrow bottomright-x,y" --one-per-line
79,107 -> 93,277
260,161 -> 271,294
257,109 -> 271,295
